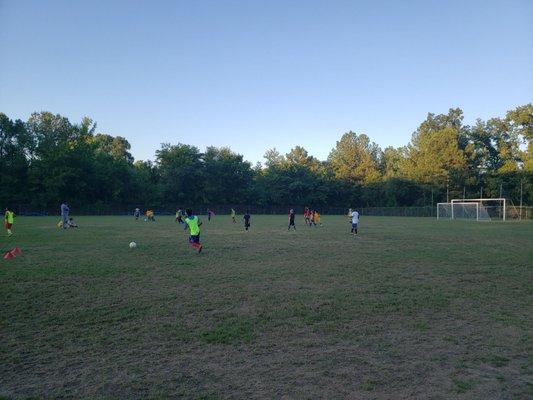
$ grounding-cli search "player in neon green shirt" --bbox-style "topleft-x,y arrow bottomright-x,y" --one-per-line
184,208 -> 203,253
4,207 -> 14,236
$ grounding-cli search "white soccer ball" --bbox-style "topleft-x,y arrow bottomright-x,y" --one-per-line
129,241 -> 137,249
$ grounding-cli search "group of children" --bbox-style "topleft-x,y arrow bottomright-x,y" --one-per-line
303,207 -> 322,227
133,208 -> 156,222
57,217 -> 78,229
286,207 -> 323,230
3,203 -> 80,237
3,204 -> 358,242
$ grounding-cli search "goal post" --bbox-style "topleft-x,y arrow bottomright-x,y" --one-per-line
437,198 -> 507,221
436,203 -> 450,220
451,198 -> 506,221
437,202 -> 480,220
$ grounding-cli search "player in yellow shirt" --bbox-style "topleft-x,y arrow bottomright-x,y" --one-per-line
314,210 -> 322,226
4,207 -> 14,236
146,209 -> 155,222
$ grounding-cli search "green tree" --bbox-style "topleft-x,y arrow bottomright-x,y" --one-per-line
403,110 -> 467,187
155,143 -> 204,205
25,112 -> 97,208
505,104 -> 532,172
381,146 -> 407,179
92,134 -> 134,163
328,131 -> 382,184
203,146 -> 253,204
263,148 -> 285,167
0,113 -> 31,207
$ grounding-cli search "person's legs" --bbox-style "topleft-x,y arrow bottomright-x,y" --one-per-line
62,214 -> 68,229
189,235 -> 202,253
6,222 -> 12,236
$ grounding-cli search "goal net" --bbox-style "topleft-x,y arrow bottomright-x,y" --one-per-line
437,198 -> 506,221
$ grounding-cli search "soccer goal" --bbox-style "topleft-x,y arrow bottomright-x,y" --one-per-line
437,198 -> 506,221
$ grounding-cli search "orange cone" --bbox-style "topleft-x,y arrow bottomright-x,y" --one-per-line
3,251 -> 15,260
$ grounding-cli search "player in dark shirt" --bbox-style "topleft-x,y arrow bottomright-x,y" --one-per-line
243,211 -> 251,231
288,208 -> 296,230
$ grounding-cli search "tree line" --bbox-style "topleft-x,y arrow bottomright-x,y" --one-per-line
1,105 -> 531,213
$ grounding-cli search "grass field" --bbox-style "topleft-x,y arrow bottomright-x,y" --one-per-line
1,215 -> 532,399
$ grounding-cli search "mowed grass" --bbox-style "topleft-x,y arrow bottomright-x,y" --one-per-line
0,215 -> 532,399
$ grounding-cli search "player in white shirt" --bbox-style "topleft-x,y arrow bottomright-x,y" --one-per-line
350,210 -> 359,235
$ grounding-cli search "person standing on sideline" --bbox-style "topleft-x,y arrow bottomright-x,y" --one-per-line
4,207 -> 14,236
134,207 -> 141,220
60,202 -> 70,230
231,208 -> 236,223
350,209 -> 360,236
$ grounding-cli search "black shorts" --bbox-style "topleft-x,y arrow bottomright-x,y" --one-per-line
189,235 -> 200,243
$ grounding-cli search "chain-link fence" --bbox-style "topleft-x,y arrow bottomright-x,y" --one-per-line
13,204 -> 533,219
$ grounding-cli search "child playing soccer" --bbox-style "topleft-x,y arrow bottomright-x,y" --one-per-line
184,208 -> 203,253
4,207 -> 14,236
304,207 -> 311,226
309,209 -> 316,227
231,208 -> 236,223
60,202 -> 70,230
314,210 -> 322,226
146,209 -> 155,222
288,208 -> 296,230
134,207 -> 140,220
175,208 -> 184,224
350,209 -> 360,236
243,211 -> 251,231
67,217 -> 78,228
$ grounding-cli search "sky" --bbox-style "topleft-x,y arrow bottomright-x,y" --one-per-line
1,0 -> 532,164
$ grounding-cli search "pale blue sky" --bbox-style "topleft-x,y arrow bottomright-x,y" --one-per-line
1,0 -> 531,164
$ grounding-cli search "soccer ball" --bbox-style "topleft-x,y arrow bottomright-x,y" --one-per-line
129,241 -> 137,249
